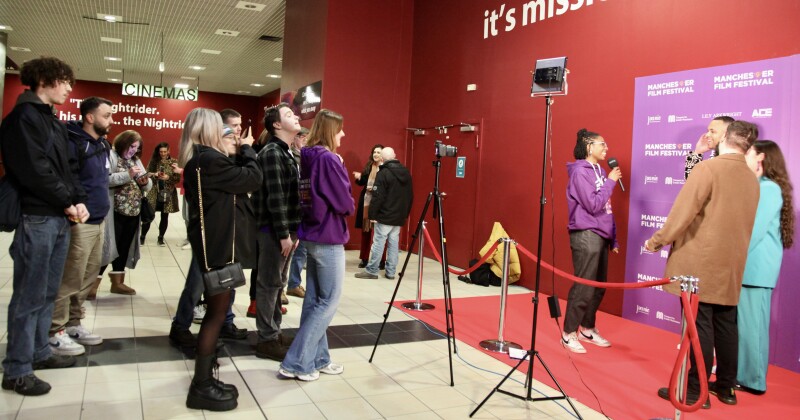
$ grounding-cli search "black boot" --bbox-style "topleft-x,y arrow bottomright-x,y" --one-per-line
186,354 -> 237,411
211,355 -> 238,397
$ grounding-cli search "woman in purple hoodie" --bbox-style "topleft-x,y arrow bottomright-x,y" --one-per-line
562,128 -> 621,354
279,109 -> 355,381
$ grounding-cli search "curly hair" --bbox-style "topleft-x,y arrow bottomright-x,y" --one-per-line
754,140 -> 795,248
147,142 -> 171,172
20,56 -> 76,90
573,128 -> 601,160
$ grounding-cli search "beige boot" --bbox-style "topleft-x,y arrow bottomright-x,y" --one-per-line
109,271 -> 136,295
86,275 -> 102,300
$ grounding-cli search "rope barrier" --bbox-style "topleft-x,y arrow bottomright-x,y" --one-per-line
421,227 -> 501,275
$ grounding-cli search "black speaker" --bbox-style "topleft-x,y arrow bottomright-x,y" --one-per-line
547,295 -> 562,318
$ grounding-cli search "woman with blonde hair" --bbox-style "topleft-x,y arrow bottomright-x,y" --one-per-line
738,140 -> 795,395
279,109 -> 354,381
179,108 -> 261,411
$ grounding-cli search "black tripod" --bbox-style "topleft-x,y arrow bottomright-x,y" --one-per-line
369,154 -> 458,386
470,96 -> 582,418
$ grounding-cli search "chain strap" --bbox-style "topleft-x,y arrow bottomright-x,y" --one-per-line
196,167 -> 235,271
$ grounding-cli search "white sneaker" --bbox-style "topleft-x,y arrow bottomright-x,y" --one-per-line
579,328 -> 611,347
192,305 -> 206,324
49,330 -> 85,356
181,239 -> 191,250
278,368 -> 320,382
561,332 -> 586,354
319,362 -> 343,375
66,325 -> 103,346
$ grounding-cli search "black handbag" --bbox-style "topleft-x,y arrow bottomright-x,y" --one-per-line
140,198 -> 156,224
197,167 -> 246,296
0,175 -> 21,232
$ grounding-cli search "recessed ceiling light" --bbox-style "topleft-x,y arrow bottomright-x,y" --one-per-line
0,25 -> 13,31
266,74 -> 281,79
180,76 -> 197,80
106,68 -> 122,73
273,57 -> 282,62
250,83 -> 264,87
201,49 -> 221,55
104,56 -> 122,61
108,78 -> 121,82
214,29 -> 240,37
96,13 -> 122,22
101,36 -> 122,43
10,46 -> 31,52
174,83 -> 190,89
237,90 -> 251,94
189,65 -> 206,70
235,1 -> 267,12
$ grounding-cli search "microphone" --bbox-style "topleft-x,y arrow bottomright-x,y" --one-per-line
607,157 -> 625,192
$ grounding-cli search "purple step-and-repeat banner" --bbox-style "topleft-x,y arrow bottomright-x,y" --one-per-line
623,55 -> 800,373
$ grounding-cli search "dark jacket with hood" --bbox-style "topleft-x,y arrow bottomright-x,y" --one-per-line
65,121 -> 110,224
0,90 -> 85,217
369,159 -> 413,227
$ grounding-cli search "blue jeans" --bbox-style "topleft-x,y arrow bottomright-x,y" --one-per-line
366,223 -> 400,277
173,256 -> 236,330
280,241 -> 344,375
2,215 -> 70,379
288,241 -> 307,290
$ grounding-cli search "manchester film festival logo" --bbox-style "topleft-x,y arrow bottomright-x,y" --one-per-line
647,79 -> 695,97
713,69 -> 775,90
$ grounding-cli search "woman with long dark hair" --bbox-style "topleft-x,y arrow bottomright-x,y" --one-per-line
279,109 -> 354,381
738,140 -> 795,395
179,108 -> 261,411
562,128 -> 621,354
99,130 -> 152,295
140,142 -> 180,246
352,144 -> 385,268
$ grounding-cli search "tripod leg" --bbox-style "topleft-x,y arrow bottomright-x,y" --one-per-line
369,192 -> 435,363
533,352 -> 584,419
470,355 -> 529,417
435,191 -> 457,386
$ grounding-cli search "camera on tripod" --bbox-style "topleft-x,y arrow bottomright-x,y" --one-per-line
435,140 -> 458,158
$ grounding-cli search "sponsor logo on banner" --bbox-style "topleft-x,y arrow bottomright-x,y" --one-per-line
637,273 -> 664,291
668,114 -> 693,123
636,305 -> 650,315
644,176 -> 659,185
656,311 -> 681,325
713,69 -> 775,90
661,249 -> 669,259
701,111 -> 743,119
647,79 -> 695,97
647,115 -> 662,125
644,143 -> 692,157
665,177 -> 686,186
752,108 -> 773,118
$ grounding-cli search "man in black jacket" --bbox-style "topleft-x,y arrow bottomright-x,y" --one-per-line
355,147 -> 413,280
0,57 -> 88,396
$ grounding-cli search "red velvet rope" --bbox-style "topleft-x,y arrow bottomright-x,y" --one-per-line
421,227 -> 501,275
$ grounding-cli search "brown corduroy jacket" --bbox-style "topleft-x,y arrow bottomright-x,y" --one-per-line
648,154 -> 759,306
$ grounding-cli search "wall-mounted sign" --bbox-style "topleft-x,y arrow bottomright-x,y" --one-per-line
281,80 -> 322,120
456,156 -> 466,178
122,83 -> 198,101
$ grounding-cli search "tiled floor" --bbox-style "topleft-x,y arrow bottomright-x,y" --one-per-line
0,220 -> 606,419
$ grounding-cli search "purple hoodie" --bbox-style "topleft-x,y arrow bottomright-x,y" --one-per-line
298,145 -> 355,244
566,160 -> 618,248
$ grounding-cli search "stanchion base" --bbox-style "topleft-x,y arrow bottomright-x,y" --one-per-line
401,302 -> 436,311
479,339 -> 522,353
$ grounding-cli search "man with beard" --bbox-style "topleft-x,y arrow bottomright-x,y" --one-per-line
684,116 -> 734,179
48,97 -> 114,356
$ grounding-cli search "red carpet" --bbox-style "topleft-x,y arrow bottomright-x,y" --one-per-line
396,292 -> 800,419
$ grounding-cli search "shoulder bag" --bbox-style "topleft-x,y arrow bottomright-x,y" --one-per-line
197,167 -> 246,296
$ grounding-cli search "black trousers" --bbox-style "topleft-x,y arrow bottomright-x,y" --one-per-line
111,212 -> 140,272
141,211 -> 169,240
688,302 -> 738,392
563,230 -> 609,334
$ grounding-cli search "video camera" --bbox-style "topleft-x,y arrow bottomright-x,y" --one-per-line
435,140 -> 457,158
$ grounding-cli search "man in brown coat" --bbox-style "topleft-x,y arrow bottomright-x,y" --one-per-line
646,121 -> 760,408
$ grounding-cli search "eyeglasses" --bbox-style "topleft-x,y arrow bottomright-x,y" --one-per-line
591,141 -> 607,148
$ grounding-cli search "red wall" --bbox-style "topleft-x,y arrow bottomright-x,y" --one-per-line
3,74 -> 259,163
408,0 -> 800,315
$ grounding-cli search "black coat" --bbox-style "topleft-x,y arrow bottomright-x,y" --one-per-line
354,164 -> 377,229
184,145 -> 262,269
369,160 -> 413,226
0,91 -> 85,217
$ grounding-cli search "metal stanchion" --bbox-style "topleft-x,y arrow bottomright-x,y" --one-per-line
480,238 -> 522,353
674,276 -> 699,420
402,222 -> 435,311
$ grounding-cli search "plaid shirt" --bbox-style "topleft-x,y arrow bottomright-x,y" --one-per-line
252,138 -> 300,238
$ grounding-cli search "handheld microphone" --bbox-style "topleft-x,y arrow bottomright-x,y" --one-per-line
607,157 -> 625,192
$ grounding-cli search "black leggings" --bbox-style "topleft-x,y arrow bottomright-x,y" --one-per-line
111,212 -> 140,272
141,212 -> 169,239
196,290 -> 230,357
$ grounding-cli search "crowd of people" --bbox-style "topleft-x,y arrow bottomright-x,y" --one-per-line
1,56 -> 794,414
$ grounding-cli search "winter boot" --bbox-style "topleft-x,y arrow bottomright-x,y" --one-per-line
211,355 -> 238,397
109,271 -> 136,295
186,354 -> 237,411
